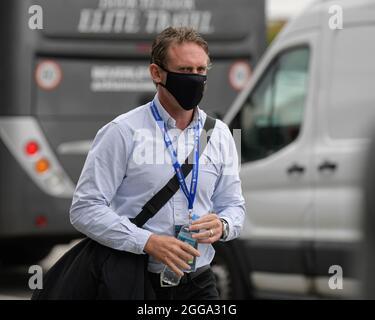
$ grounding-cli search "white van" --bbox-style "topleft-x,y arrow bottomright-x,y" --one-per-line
216,0 -> 375,299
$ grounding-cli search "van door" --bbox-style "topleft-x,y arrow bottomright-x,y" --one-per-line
313,24 -> 375,297
228,32 -> 319,294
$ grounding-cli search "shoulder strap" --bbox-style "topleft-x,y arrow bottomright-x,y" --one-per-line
131,115 -> 216,228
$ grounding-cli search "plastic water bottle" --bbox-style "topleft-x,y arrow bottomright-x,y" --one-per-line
160,214 -> 199,286
159,265 -> 181,287
177,224 -> 198,271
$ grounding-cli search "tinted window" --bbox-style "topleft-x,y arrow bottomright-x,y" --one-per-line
233,47 -> 310,162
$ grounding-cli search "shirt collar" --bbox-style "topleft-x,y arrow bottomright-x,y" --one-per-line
153,94 -> 201,130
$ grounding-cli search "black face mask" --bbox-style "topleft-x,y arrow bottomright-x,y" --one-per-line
157,65 -> 207,110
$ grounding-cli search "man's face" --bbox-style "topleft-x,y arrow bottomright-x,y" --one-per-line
164,42 -> 209,76
149,41 -> 209,109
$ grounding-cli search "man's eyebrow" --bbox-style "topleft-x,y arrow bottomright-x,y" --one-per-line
176,65 -> 193,68
177,65 -> 208,69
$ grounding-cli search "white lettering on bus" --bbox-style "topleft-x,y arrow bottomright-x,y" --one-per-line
145,10 -> 213,34
78,9 -> 140,33
98,0 -> 195,10
78,8 -> 213,34
139,0 -> 195,10
99,0 -> 138,10
90,65 -> 154,92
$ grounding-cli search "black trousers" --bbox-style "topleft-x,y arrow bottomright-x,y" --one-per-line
148,268 -> 219,300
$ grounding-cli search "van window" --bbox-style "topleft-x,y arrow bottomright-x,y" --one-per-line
328,26 -> 375,140
233,47 -> 310,162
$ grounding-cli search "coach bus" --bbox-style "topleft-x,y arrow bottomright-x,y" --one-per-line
0,0 -> 265,296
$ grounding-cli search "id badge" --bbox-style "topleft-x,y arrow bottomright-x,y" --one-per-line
174,225 -> 183,237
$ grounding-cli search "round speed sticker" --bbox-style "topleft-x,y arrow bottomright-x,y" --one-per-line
228,61 -> 252,91
35,60 -> 62,90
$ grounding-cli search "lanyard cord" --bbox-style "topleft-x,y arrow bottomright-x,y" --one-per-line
150,101 -> 200,213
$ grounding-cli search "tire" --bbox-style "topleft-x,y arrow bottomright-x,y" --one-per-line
212,241 -> 253,300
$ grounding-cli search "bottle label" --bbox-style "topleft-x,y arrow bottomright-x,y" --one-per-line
174,225 -> 183,237
178,232 -> 197,249
177,227 -> 198,271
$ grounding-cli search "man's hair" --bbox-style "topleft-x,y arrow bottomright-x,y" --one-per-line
150,26 -> 210,68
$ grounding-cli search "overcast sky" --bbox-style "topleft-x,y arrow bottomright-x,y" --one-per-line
267,0 -> 319,20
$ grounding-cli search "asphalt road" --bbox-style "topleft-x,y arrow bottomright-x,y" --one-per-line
0,239 -> 81,300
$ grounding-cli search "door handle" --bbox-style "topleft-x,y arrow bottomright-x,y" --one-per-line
287,163 -> 305,175
318,160 -> 337,172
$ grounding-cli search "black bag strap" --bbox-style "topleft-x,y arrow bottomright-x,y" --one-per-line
131,115 -> 216,228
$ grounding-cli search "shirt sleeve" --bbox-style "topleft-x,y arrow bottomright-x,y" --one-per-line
69,121 -> 152,254
211,124 -> 246,241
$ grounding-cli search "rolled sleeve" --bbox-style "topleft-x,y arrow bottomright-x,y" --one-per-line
218,210 -> 243,241
119,216 -> 153,253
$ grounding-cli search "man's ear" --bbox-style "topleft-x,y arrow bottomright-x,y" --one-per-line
149,63 -> 163,84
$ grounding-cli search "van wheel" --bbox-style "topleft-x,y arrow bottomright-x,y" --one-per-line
212,241 -> 253,299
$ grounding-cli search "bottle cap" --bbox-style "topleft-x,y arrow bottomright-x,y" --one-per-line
191,213 -> 200,221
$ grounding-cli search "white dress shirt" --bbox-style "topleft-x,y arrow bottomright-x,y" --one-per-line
70,94 -> 245,273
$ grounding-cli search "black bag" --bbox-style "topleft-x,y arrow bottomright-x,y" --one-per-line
31,237 -> 149,299
31,116 -> 216,300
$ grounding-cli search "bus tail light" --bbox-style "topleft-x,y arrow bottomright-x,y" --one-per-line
25,141 -> 39,156
35,158 -> 50,173
45,173 -> 66,194
0,117 -> 75,197
35,215 -> 48,228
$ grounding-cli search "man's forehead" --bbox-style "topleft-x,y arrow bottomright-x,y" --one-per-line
166,42 -> 208,66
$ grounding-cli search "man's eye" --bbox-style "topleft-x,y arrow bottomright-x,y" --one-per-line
178,67 -> 207,73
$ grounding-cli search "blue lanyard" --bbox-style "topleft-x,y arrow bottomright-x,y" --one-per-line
150,101 -> 200,212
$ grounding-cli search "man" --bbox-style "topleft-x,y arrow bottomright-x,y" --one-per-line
70,26 -> 245,300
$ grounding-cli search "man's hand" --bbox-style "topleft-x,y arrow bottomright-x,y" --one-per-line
144,234 -> 200,277
189,213 -> 223,244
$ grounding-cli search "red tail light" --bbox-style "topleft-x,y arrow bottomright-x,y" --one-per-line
35,215 -> 48,228
25,141 -> 39,156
